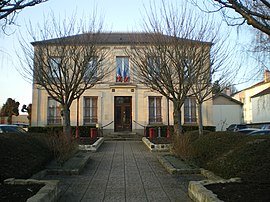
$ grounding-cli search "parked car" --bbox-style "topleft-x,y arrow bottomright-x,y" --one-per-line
237,128 -> 260,134
226,124 -> 247,132
0,124 -> 27,134
13,123 -> 29,131
261,124 -> 270,130
249,129 -> 270,136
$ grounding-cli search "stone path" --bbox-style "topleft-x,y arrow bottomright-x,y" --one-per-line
44,141 -> 201,202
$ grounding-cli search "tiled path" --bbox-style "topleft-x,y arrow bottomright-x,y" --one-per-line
45,141 -> 201,202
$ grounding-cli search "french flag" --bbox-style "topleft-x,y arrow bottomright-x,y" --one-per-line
116,66 -> 122,82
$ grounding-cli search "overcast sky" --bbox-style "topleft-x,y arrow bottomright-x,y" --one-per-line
0,0 -> 258,112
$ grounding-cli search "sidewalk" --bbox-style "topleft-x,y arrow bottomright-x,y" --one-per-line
43,141 -> 201,202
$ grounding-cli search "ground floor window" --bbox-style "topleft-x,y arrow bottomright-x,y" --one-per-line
184,97 -> 197,124
47,97 -> 61,125
149,96 -> 162,124
84,96 -> 98,124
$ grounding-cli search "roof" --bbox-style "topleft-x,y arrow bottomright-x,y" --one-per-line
31,32 -> 212,46
213,93 -> 243,105
232,80 -> 270,96
251,87 -> 270,98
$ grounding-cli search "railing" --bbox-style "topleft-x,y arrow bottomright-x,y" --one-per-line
98,121 -> 114,137
133,120 -> 146,136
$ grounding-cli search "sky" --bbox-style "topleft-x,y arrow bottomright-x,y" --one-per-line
0,0 -> 259,113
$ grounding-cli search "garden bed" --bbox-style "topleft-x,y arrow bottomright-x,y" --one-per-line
78,137 -> 104,152
142,137 -> 171,152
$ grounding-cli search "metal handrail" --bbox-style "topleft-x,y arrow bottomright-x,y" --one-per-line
98,121 -> 114,137
133,120 -> 147,136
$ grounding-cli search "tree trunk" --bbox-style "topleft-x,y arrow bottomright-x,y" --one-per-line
198,102 -> 203,137
62,105 -> 71,140
7,115 -> 12,124
173,101 -> 183,136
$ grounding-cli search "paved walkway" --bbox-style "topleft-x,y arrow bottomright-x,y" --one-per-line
44,141 -> 201,202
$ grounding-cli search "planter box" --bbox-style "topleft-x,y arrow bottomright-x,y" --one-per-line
4,178 -> 60,202
142,137 -> 171,152
188,178 -> 241,202
78,137 -> 104,152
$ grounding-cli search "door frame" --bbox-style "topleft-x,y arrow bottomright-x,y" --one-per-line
114,96 -> 132,132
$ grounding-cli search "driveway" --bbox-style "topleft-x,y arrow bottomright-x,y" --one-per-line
44,141 -> 200,202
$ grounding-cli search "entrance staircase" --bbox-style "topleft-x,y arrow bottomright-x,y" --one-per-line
103,132 -> 144,141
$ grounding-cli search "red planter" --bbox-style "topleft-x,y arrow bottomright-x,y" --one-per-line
90,128 -> 97,139
149,128 -> 156,139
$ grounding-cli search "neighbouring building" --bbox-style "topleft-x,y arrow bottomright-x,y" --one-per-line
31,32 -> 214,135
213,93 -> 243,131
251,87 -> 270,123
233,70 -> 270,124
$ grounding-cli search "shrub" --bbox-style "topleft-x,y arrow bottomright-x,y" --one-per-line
0,133 -> 53,182
46,131 -> 78,165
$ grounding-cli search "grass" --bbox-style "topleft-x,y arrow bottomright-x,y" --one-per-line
172,131 -> 270,183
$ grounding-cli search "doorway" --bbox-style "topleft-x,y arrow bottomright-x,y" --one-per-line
114,96 -> 132,132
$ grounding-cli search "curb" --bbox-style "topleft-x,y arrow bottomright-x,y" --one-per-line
46,151 -> 92,175
4,178 -> 60,202
157,155 -> 200,174
188,178 -> 241,202
157,154 -> 238,202
142,137 -> 171,152
78,137 -> 104,152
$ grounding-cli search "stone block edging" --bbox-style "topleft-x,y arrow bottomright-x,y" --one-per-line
78,137 -> 104,152
157,154 -> 242,202
188,178 -> 241,202
142,137 -> 171,152
4,178 -> 60,202
157,155 -> 200,174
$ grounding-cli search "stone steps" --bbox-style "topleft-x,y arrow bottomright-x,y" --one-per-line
103,132 -> 143,141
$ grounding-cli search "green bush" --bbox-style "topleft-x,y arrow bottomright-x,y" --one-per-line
172,131 -> 270,183
0,133 -> 53,182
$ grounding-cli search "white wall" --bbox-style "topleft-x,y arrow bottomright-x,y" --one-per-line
213,105 -> 243,131
252,94 -> 270,123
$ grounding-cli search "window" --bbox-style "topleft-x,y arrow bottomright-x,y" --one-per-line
84,57 -> 98,81
149,96 -> 162,124
147,56 -> 160,78
47,97 -> 61,125
116,57 -> 129,82
184,97 -> 197,124
49,57 -> 61,79
84,97 -> 98,124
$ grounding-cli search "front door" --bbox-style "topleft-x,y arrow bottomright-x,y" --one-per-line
114,96 -> 132,132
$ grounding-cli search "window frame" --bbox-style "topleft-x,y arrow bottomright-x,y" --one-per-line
47,97 -> 62,125
184,97 -> 197,124
148,96 -> 162,124
83,96 -> 98,125
116,56 -> 130,83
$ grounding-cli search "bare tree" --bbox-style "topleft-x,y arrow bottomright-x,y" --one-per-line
0,0 -> 48,28
19,14 -> 110,138
128,1 -> 226,135
190,32 -> 236,136
191,0 -> 270,35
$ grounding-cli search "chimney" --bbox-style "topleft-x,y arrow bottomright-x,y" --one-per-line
264,69 -> 270,82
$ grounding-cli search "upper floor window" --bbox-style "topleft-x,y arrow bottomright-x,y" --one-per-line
84,57 -> 98,82
84,96 -> 98,124
147,56 -> 160,78
49,57 -> 61,79
184,97 -> 197,124
116,57 -> 129,82
149,96 -> 162,124
47,97 -> 61,125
